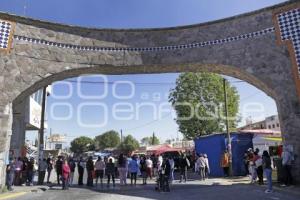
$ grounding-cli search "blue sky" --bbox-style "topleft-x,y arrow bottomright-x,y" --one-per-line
0,0 -> 285,144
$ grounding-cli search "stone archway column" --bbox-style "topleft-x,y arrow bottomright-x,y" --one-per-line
0,103 -> 13,188
277,95 -> 300,183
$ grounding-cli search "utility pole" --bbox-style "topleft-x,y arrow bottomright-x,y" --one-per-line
120,129 -> 123,143
152,132 -> 155,145
223,79 -> 232,176
49,128 -> 52,150
38,86 -> 47,161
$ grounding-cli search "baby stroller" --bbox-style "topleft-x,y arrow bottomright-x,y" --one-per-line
155,170 -> 170,192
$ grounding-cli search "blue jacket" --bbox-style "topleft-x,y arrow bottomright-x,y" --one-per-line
128,160 -> 139,173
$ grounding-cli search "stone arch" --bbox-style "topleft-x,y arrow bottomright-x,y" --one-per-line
14,63 -> 278,105
0,0 -> 300,186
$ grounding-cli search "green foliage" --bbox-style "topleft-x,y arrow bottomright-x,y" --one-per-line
141,134 -> 160,146
119,135 -> 140,155
169,72 -> 240,139
70,136 -> 95,153
94,130 -> 120,150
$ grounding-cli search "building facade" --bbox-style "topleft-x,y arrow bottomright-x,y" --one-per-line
238,115 -> 280,132
9,86 -> 51,158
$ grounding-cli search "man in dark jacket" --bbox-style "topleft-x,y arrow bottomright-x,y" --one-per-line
55,157 -> 63,185
86,156 -> 94,187
161,157 -> 171,192
77,157 -> 85,185
179,155 -> 190,183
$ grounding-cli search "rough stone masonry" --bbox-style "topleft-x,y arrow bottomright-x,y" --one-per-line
0,0 -> 299,187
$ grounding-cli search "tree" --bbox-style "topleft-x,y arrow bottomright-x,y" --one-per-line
70,136 -> 95,154
141,134 -> 160,146
119,135 -> 140,155
94,130 -> 120,150
141,137 -> 151,146
169,72 -> 239,139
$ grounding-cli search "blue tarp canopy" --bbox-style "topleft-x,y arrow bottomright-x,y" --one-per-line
194,132 -> 253,177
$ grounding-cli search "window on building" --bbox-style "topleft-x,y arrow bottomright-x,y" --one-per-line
268,125 -> 271,129
277,123 -> 280,127
272,124 -> 275,128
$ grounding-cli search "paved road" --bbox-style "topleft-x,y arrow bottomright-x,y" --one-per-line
11,178 -> 300,200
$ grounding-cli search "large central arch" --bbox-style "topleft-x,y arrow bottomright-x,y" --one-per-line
0,1 -> 299,185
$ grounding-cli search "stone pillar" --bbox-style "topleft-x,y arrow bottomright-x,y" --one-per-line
277,96 -> 300,183
0,103 -> 13,188
10,100 -> 26,158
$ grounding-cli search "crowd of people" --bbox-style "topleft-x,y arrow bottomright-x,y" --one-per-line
6,153 -> 196,192
6,147 -> 294,194
6,157 -> 54,191
243,147 -> 294,193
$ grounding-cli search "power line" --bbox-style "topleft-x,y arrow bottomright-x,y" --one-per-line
65,80 -> 175,85
123,112 -> 172,132
64,79 -> 245,85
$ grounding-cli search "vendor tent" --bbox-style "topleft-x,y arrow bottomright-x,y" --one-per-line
194,133 -> 253,177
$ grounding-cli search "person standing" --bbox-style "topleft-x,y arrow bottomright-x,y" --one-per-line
203,154 -> 210,179
38,158 -> 48,185
262,150 -> 273,193
220,150 -> 230,177
151,155 -> 158,178
46,157 -> 53,183
26,158 -> 36,186
14,157 -> 23,186
168,157 -> 175,183
95,156 -> 105,187
243,151 -> 250,176
6,158 -> 15,191
179,155 -> 190,183
146,156 -> 153,179
140,156 -> 147,185
161,157 -> 171,192
281,146 -> 293,186
68,158 -> 76,186
118,154 -> 127,186
77,157 -> 85,186
55,157 -> 63,185
21,157 -> 28,185
86,156 -> 94,187
254,152 -> 263,185
128,156 -> 139,185
197,154 -> 206,181
25,158 -> 32,186
62,159 -> 71,190
106,158 -> 115,188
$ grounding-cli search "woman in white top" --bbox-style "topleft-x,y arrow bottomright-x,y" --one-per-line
95,156 -> 106,186
203,154 -> 210,179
